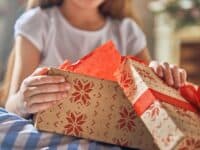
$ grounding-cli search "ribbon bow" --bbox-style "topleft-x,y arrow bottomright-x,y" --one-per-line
180,84 -> 200,110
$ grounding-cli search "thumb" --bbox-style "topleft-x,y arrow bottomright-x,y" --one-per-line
149,61 -> 164,78
31,67 -> 49,76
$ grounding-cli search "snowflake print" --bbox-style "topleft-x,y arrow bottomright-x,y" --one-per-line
120,71 -> 134,89
136,67 -> 156,81
161,134 -> 174,147
179,138 -> 200,150
64,112 -> 87,136
146,101 -> 160,121
117,107 -> 136,132
113,137 -> 129,147
119,71 -> 137,98
70,79 -> 94,106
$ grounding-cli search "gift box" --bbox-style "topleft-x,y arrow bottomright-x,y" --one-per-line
34,41 -> 200,150
34,42 -> 158,149
115,58 -> 200,150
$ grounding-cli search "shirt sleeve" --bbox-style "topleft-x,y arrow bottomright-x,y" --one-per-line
122,18 -> 147,55
14,8 -> 48,52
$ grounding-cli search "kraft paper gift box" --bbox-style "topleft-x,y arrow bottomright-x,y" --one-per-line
115,58 -> 200,150
34,42 -> 158,150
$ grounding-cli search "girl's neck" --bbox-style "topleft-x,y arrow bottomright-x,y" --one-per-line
60,1 -> 106,31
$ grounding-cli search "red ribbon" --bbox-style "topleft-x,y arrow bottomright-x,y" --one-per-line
133,88 -> 199,116
180,84 -> 200,111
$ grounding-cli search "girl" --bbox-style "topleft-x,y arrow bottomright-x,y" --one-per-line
3,0 -> 186,119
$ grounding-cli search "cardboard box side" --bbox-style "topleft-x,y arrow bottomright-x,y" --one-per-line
34,67 -> 158,150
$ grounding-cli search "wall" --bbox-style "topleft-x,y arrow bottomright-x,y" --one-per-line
134,0 -> 155,58
0,1 -> 25,81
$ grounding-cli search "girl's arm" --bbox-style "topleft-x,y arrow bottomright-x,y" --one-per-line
135,48 -> 187,88
135,48 -> 151,63
8,36 -> 41,97
5,36 -> 41,117
5,36 -> 70,118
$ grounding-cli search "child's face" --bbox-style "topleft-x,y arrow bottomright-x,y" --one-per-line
66,0 -> 105,9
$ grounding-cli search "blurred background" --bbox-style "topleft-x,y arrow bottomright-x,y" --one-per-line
0,0 -> 199,84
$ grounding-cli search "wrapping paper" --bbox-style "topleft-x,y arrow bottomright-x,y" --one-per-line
35,41 -> 200,150
115,58 -> 200,150
34,68 -> 159,149
34,42 -> 158,149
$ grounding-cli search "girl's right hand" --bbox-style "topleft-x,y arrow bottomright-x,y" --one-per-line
18,68 -> 70,116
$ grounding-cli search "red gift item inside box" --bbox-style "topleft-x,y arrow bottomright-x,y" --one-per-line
59,41 -> 121,81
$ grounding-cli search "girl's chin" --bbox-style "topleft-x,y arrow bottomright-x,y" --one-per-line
70,0 -> 105,9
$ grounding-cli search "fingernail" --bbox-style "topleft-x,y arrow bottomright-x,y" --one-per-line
62,93 -> 68,97
169,80 -> 174,86
178,82 -> 181,87
65,84 -> 71,90
159,72 -> 164,78
24,101 -> 28,107
180,83 -> 184,87
175,84 -> 180,89
158,73 -> 163,78
52,101 -> 58,105
60,98 -> 65,101
60,77 -> 65,82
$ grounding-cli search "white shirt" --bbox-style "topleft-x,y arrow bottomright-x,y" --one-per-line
15,7 -> 146,67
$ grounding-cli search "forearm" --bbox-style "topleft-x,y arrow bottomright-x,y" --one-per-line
135,48 -> 152,63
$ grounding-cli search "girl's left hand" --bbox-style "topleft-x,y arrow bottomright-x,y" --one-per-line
149,61 -> 187,88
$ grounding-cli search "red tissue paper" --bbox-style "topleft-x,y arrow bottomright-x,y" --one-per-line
59,41 -> 121,81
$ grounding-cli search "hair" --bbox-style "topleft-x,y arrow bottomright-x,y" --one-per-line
0,0 -> 142,107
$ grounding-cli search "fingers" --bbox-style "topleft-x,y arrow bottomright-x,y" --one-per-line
24,101 -> 58,114
180,69 -> 187,85
23,82 -> 71,98
169,64 -> 187,88
31,67 -> 49,76
23,75 -> 66,86
26,92 -> 68,106
149,61 -> 187,88
162,62 -> 174,86
149,61 -> 164,78
20,67 -> 71,114
171,65 -> 181,88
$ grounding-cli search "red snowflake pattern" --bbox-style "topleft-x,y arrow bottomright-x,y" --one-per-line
117,107 -> 136,132
175,108 -> 196,122
120,71 -> 134,89
113,137 -> 129,147
70,79 -> 94,106
119,71 -> 137,98
178,138 -> 200,150
64,112 -> 86,136
135,67 -> 156,81
161,134 -> 173,146
146,102 -> 160,121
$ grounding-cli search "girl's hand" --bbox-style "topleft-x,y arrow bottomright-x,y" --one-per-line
149,61 -> 187,88
18,68 -> 70,116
